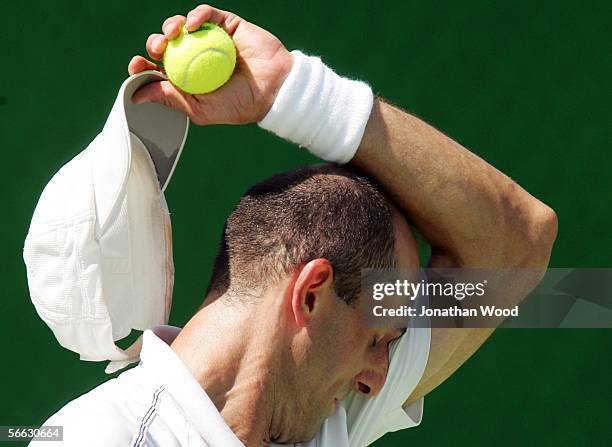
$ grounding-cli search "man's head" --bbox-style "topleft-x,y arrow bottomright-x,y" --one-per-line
203,163 -> 420,442
207,163 -> 400,303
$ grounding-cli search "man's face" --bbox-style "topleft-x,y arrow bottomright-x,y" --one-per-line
287,210 -> 420,441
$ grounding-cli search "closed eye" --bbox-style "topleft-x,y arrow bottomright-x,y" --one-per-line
371,335 -> 382,348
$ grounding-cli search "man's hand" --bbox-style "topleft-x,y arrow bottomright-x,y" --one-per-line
128,4 -> 293,125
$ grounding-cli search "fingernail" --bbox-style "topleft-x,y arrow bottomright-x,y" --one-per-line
186,17 -> 198,31
154,36 -> 164,53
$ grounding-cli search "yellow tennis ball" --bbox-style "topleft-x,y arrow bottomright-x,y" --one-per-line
163,22 -> 236,94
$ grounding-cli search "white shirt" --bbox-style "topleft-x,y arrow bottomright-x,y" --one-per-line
32,322 -> 430,447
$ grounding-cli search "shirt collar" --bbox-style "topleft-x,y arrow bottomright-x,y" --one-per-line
140,326 -> 245,447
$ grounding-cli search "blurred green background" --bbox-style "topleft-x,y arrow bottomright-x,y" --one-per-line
1,0 -> 610,445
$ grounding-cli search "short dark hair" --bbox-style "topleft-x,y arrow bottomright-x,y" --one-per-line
206,163 -> 396,305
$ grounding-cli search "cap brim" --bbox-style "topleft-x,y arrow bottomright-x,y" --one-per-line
91,70 -> 189,234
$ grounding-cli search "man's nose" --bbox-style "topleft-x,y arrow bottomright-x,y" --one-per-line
354,344 -> 390,396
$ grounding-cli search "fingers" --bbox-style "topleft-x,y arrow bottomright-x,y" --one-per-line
162,15 -> 186,40
128,55 -> 164,76
131,80 -> 196,120
145,14 -> 186,62
142,5 -> 242,63
146,33 -> 169,61
185,4 -> 242,35
129,3 -> 245,111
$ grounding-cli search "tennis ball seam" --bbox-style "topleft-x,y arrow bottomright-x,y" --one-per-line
163,22 -> 236,94
181,48 -> 234,90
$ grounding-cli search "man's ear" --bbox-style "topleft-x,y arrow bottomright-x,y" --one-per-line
290,259 -> 335,327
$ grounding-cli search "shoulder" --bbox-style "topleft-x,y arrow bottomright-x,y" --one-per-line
31,367 -> 157,447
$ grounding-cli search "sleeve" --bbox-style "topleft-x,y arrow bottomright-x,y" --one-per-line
343,286 -> 431,447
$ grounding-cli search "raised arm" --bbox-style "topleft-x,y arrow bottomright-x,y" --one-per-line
351,98 -> 558,404
128,2 -> 558,409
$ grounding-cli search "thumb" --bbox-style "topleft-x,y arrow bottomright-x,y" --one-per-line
131,80 -> 196,118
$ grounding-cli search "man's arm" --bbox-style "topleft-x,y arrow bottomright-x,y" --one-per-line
128,2 -> 557,406
351,98 -> 558,405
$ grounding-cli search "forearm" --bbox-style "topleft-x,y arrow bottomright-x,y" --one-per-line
352,98 -> 557,268
353,98 -> 557,405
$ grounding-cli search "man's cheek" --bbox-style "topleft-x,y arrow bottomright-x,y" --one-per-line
336,346 -> 366,381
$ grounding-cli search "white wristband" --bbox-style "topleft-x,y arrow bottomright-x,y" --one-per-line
258,50 -> 374,164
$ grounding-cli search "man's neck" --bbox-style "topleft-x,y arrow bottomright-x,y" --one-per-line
170,295 -> 285,446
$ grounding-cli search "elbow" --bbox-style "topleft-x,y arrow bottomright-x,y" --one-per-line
532,203 -> 558,264
538,204 -> 558,250
514,202 -> 558,268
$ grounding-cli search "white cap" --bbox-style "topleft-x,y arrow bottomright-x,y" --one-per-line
23,70 -> 189,373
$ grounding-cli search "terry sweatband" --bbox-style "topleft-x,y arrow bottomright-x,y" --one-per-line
258,50 -> 374,164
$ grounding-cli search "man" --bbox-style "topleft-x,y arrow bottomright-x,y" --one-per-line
29,4 -> 557,446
